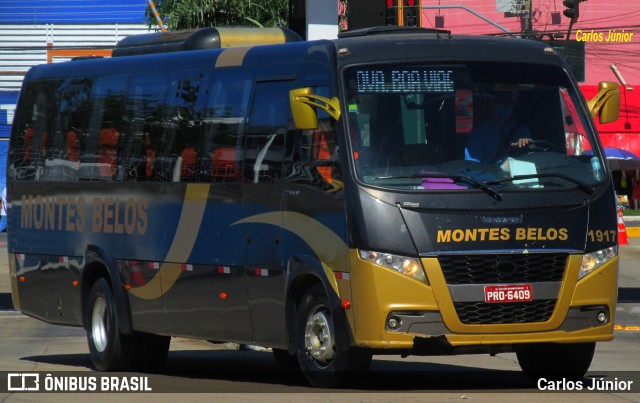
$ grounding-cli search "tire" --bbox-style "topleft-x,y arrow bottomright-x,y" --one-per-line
85,277 -> 134,371
272,348 -> 300,370
516,342 -> 596,382
132,332 -> 171,372
294,284 -> 372,388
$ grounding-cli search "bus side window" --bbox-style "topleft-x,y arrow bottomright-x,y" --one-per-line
66,131 -> 79,162
158,74 -> 205,182
244,80 -> 292,184
201,71 -> 251,183
97,128 -> 118,178
282,120 -> 341,192
283,86 -> 342,193
10,82 -> 54,181
86,75 -> 127,181
123,73 -> 167,181
561,88 -> 591,156
44,78 -> 92,181
311,122 -> 334,183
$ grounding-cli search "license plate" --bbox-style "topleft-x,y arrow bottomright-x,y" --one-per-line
484,284 -> 533,303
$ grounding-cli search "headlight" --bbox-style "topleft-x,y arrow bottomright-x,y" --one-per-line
359,250 -> 428,284
579,246 -> 617,280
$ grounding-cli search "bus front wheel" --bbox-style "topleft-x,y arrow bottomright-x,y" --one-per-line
85,278 -> 134,371
294,284 -> 372,388
516,342 -> 596,382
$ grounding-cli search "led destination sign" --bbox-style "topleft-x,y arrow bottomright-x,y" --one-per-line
355,68 -> 454,94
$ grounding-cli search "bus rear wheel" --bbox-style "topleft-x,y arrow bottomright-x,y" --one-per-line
85,278 -> 134,371
294,284 -> 372,388
516,342 -> 596,382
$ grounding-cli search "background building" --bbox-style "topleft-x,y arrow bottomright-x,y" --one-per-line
0,0 -> 152,225
0,0 -> 152,135
417,0 -> 640,158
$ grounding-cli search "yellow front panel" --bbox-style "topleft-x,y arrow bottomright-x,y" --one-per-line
349,250 -> 436,348
348,249 -> 618,349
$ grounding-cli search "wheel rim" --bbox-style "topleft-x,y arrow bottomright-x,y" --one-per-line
91,296 -> 108,353
304,305 -> 336,367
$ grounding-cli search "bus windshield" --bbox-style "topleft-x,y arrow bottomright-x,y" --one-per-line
344,62 -> 603,193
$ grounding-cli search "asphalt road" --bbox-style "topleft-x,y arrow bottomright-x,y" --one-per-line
0,232 -> 639,402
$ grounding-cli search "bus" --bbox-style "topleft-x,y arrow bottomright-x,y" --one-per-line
8,26 -> 621,387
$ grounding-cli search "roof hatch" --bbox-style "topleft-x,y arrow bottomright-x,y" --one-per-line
112,27 -> 302,57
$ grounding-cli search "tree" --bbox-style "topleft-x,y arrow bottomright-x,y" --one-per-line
147,0 -> 288,30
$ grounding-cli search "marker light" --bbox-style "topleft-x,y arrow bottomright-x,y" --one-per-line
341,299 -> 351,310
359,250 -> 428,284
580,246 -> 617,280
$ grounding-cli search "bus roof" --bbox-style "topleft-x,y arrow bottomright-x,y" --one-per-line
333,27 -> 566,69
22,27 -> 569,83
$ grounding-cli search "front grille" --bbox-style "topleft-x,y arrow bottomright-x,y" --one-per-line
454,299 -> 556,324
438,253 -> 567,285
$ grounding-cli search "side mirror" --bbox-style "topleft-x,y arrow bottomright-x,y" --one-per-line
290,87 -> 341,130
587,81 -> 620,124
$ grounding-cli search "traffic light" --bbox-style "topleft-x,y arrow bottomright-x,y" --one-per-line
403,0 -> 421,27
386,0 -> 398,26
563,0 -> 580,21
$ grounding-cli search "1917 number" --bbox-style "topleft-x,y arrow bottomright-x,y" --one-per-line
587,229 -> 617,243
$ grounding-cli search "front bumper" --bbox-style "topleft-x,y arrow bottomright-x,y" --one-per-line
346,250 -> 618,350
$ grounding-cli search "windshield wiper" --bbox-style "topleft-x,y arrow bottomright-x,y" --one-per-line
372,173 -> 503,201
487,173 -> 595,195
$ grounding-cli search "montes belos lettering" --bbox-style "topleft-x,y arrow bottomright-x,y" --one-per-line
437,227 -> 568,243
20,195 -> 148,235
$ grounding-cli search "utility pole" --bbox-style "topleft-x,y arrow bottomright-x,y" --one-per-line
147,0 -> 166,32
519,0 -> 533,37
562,0 -> 583,56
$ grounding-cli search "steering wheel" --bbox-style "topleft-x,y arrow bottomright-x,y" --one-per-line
509,140 -> 556,157
525,140 -> 555,151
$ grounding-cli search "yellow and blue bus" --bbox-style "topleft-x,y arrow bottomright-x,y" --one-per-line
8,27 -> 620,387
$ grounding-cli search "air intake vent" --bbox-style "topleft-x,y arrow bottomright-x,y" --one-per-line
438,253 -> 567,285
454,299 -> 556,324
